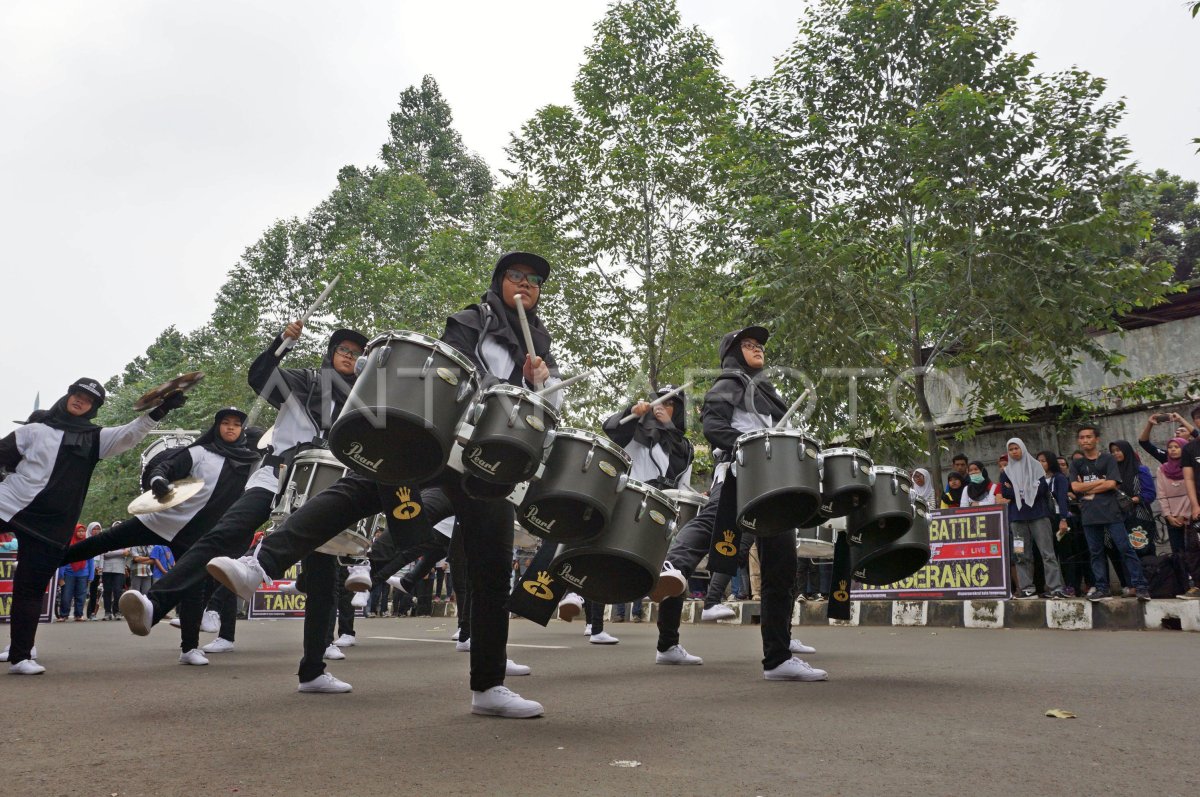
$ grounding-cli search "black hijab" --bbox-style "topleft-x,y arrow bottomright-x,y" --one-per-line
712,328 -> 788,418
309,329 -> 367,432
190,408 -> 261,474
1110,440 -> 1140,497
482,253 -> 552,360
942,472 -> 966,506
631,387 -> 687,448
966,461 -> 994,501
27,379 -> 106,457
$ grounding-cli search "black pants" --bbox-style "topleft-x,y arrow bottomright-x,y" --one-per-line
298,552 -> 338,682
146,486 -> 276,626
399,548 -> 447,593
87,574 -> 101,618
331,563 -> 355,638
63,517 -> 207,652
257,470 -> 513,692
656,478 -> 795,670
207,584 -> 238,641
449,528 -> 471,638
585,600 -> 605,635
5,528 -> 64,664
101,572 -> 125,615
370,534 -> 450,586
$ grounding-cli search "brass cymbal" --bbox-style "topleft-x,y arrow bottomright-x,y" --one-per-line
127,476 -> 205,515
133,371 -> 205,412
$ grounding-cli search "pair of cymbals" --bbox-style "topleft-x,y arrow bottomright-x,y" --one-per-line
132,371 -> 205,412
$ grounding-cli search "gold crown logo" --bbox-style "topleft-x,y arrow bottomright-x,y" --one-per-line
722,530 -> 735,544
396,486 -> 411,503
534,571 -> 552,586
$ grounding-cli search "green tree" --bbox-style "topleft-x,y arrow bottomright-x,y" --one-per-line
724,0 -> 1173,487
1135,169 -> 1200,283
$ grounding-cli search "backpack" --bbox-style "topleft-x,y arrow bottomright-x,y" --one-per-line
1141,554 -> 1188,599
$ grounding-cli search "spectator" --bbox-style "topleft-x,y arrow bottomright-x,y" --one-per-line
1000,439 -> 1068,598
1141,413 -> 1194,556
1110,440 -> 1157,557
0,531 -> 16,553
960,462 -> 1002,507
127,545 -> 154,594
56,524 -> 94,621
911,468 -> 936,506
99,536 -> 128,621
612,598 -> 644,623
1056,455 -> 1070,475
1039,450 -> 1083,597
940,472 -> 966,509
1069,425 -> 1149,601
948,454 -> 969,488
149,544 -> 175,582
997,454 -> 1008,474
84,521 -> 103,620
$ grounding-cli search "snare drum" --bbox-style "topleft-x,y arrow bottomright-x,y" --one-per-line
851,496 -> 931,585
329,331 -> 478,484
271,449 -> 372,557
548,480 -> 677,603
818,447 -> 874,518
795,515 -> 844,559
518,428 -> 631,542
663,489 -> 708,530
462,384 -> 559,485
317,513 -> 375,557
733,429 -> 823,536
847,465 -> 916,545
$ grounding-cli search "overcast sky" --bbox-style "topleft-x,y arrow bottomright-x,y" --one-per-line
2,0 -> 1196,436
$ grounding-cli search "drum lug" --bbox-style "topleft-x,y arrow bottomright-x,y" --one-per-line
468,402 -> 483,424
376,345 -> 392,368
420,354 -> 435,379
506,403 -> 521,428
354,355 -> 367,375
616,474 -> 629,493
735,447 -> 744,468
455,380 -> 474,403
582,446 -> 595,473
635,495 -> 648,522
764,438 -> 772,460
890,474 -> 899,495
665,519 -> 677,540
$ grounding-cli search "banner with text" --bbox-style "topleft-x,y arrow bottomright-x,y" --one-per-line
248,563 -> 305,619
851,506 -> 1010,601
0,554 -> 55,623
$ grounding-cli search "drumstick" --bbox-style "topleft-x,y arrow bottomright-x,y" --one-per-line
535,369 -> 597,397
275,274 -> 342,356
514,295 -> 543,390
617,381 -> 693,425
775,389 -> 812,429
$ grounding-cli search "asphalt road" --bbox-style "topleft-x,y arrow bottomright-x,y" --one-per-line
4,616 -> 1196,797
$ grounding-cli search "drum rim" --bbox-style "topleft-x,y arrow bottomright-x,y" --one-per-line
621,478 -> 678,511
662,488 -> 708,506
871,465 -> 912,479
821,446 -> 873,460
553,427 -> 633,466
481,383 -> 561,419
290,448 -> 346,466
366,330 -> 477,374
734,427 -> 823,448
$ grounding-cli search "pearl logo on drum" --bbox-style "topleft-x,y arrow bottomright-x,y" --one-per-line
523,504 -> 557,532
521,571 -> 555,600
465,446 -> 502,476
556,562 -> 588,589
343,442 -> 384,474
739,515 -> 758,531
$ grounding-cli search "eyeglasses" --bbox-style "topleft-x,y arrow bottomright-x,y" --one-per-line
334,346 -> 363,358
740,340 -> 765,353
504,269 -> 545,287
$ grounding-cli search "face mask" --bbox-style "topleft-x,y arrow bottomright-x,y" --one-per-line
969,474 -> 984,484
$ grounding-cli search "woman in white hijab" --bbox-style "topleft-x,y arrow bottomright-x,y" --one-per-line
999,437 -> 1068,599
910,468 -> 936,506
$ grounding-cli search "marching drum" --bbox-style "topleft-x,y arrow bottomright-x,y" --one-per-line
139,433 -> 195,474
795,515 -> 845,559
733,429 -> 823,536
663,489 -> 708,530
329,331 -> 478,484
271,449 -> 369,557
461,384 -> 559,485
851,496 -> 932,585
517,428 -> 631,542
548,480 -> 677,603
818,447 -> 874,518
847,465 -> 916,545
318,513 -> 375,558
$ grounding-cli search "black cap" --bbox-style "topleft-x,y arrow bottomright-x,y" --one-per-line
214,407 -> 248,426
495,251 -> 551,283
731,326 -> 769,347
68,378 -> 106,406
328,329 -> 368,351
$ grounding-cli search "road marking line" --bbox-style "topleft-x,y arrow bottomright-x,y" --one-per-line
367,636 -> 569,650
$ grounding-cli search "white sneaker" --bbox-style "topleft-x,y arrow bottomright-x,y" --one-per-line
764,657 -> 828,681
451,629 -> 461,641
351,591 -> 369,609
0,644 -> 37,662
790,639 -> 817,655
324,644 -> 345,661
648,561 -> 688,602
333,634 -> 357,648
207,555 -> 271,602
277,581 -> 302,595
557,592 -> 584,622
455,639 -> 471,652
583,624 -> 592,636
201,637 -> 235,654
169,617 -> 182,628
655,645 -> 702,665
298,672 -> 352,693
200,610 -> 220,634
9,659 -> 46,675
506,659 -> 531,676
179,649 -> 209,666
386,574 -> 407,592
345,564 -> 372,592
119,590 -> 155,636
701,604 -> 737,621
589,631 -> 619,645
470,686 -> 544,718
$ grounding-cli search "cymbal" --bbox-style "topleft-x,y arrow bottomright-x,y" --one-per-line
133,371 -> 205,412
128,477 -> 205,515
257,425 -> 274,450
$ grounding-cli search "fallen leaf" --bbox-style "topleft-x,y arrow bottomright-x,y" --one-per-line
610,760 -> 642,768
1045,709 -> 1077,719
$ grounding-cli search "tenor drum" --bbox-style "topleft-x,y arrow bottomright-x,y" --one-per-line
271,449 -> 371,557
663,489 -> 708,530
317,513 -> 375,557
518,428 -> 630,542
818,447 -> 874,518
139,433 -> 195,475
850,496 -> 932,585
462,384 -> 559,485
733,429 -> 823,536
795,515 -> 844,559
847,465 -> 916,545
329,331 -> 478,484
548,480 -> 677,603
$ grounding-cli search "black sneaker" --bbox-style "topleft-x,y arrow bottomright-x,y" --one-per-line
1135,588 -> 1151,602
1085,588 -> 1108,602
1014,590 -> 1038,600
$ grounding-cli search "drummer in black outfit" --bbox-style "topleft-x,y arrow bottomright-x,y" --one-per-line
647,327 -> 828,681
208,252 -> 561,717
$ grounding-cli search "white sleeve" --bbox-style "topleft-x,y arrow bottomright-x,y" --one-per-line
539,374 -> 563,411
98,415 -> 158,460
